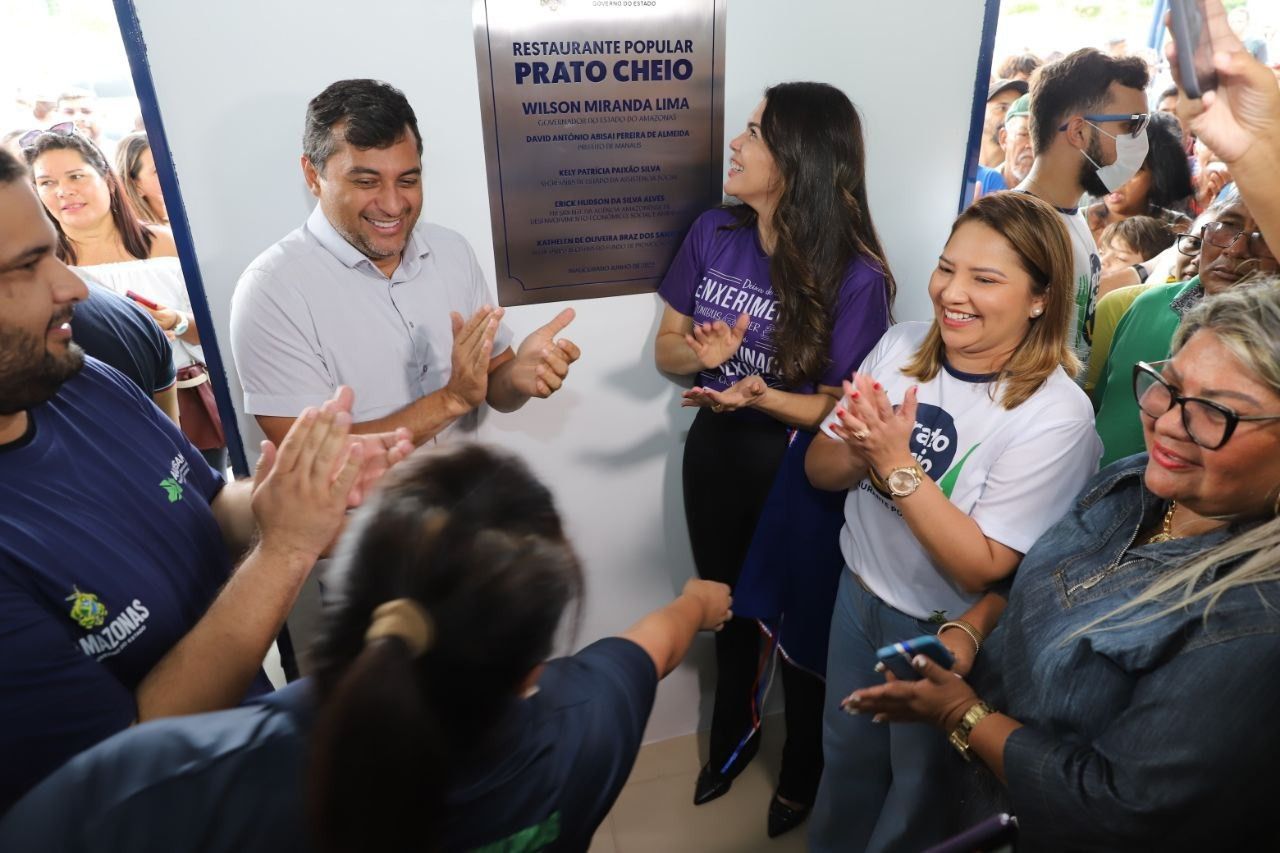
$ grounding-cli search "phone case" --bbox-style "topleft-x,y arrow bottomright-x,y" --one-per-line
875,635 -> 955,681
1169,0 -> 1217,98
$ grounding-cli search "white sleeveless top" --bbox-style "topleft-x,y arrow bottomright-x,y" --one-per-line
76,257 -> 204,370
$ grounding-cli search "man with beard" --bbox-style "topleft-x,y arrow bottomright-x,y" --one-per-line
231,79 -> 581,450
1019,49 -> 1149,371
0,147 -> 413,812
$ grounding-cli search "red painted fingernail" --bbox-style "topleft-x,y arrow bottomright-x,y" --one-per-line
851,391 -> 860,399
873,382 -> 882,391
835,407 -> 846,417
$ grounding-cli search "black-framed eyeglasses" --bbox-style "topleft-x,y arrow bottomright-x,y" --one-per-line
1176,221 -> 1275,260
1132,360 -> 1280,449
1199,219 -> 1273,259
1057,112 -> 1151,138
18,122 -> 76,152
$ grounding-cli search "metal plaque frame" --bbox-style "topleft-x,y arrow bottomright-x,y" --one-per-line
474,0 -> 726,305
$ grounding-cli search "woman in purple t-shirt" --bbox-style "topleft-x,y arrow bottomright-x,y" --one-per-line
655,81 -> 894,835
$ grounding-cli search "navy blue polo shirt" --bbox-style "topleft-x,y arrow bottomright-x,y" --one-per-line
0,358 -> 233,811
0,638 -> 659,851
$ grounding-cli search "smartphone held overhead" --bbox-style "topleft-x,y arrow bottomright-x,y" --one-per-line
1169,0 -> 1218,99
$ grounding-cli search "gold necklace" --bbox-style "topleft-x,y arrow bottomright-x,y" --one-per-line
1147,501 -> 1180,544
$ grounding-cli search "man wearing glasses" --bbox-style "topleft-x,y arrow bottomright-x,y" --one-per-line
1092,190 -> 1277,464
1017,48 -> 1150,372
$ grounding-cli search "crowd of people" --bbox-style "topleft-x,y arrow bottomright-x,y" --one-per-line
0,0 -> 1279,850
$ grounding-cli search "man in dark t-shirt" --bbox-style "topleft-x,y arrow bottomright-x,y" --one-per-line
0,149 -> 413,812
73,280 -> 178,422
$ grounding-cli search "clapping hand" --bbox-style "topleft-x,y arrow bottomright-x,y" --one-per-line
828,373 -> 919,473
682,374 -> 768,413
249,388 -> 407,561
510,307 -> 581,398
444,305 -> 502,411
685,312 -> 749,370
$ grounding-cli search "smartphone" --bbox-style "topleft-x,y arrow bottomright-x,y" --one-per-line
923,813 -> 1018,853
125,290 -> 161,310
1169,0 -> 1218,99
875,634 -> 955,681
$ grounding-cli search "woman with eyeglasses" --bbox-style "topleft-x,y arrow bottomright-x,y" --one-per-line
846,280 -> 1280,851
1093,189 -> 1277,465
24,127 -> 227,469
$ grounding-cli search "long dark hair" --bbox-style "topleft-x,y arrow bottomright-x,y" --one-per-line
307,444 -> 585,853
23,131 -> 154,265
1142,111 -> 1194,212
115,131 -> 166,225
728,81 -> 895,387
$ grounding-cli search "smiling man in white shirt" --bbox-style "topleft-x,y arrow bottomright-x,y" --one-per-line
231,79 -> 580,447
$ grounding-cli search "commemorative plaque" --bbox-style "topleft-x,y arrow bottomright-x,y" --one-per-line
474,0 -> 726,305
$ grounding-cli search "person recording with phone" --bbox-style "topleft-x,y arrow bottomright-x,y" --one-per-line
1168,0 -> 1280,252
804,192 -> 1101,853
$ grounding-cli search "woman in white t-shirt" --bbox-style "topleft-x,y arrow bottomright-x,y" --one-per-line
803,192 -> 1103,853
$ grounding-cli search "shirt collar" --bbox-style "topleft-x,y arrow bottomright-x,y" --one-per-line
305,204 -> 431,282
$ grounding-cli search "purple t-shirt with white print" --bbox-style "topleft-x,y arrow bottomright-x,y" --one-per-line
659,208 -> 890,392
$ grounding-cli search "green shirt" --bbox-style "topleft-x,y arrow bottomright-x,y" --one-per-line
1092,276 -> 1201,466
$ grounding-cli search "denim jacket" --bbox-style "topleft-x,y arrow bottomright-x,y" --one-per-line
973,455 -> 1280,851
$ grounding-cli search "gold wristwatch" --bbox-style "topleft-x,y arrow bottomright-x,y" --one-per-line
948,700 -> 995,761
884,462 -> 925,498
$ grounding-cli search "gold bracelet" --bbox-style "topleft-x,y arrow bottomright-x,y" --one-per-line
948,700 -> 996,762
937,619 -> 982,655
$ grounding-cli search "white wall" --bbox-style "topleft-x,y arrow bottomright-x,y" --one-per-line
132,0 -> 986,742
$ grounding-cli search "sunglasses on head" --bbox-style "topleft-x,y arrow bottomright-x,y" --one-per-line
18,122 -> 78,152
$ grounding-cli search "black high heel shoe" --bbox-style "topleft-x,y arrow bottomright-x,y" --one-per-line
693,763 -> 733,805
766,793 -> 812,838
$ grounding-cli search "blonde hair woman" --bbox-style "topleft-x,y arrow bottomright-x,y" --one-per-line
805,192 -> 1103,852
848,280 -> 1280,850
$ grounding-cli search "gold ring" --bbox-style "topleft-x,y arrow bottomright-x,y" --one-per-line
852,429 -> 870,441
711,403 -> 725,413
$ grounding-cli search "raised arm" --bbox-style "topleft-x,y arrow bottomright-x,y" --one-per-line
619,579 -> 732,678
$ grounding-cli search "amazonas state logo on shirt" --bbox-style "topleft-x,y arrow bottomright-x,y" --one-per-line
65,586 -> 153,661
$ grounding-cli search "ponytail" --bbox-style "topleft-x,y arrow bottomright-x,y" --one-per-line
304,445 -> 586,852
309,638 -> 446,853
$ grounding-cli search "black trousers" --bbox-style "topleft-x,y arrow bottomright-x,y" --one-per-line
682,408 -> 825,803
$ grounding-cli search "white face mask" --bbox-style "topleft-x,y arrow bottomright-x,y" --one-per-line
1081,123 -> 1149,193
